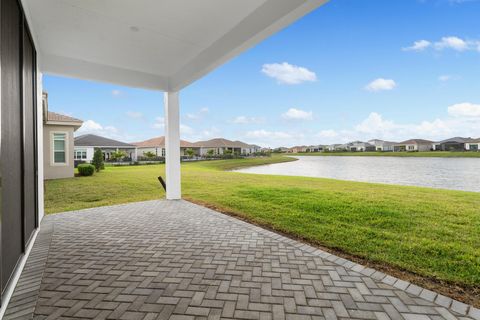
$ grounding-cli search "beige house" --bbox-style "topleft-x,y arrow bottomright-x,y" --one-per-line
43,93 -> 83,179
133,136 -> 195,157
193,138 -> 258,156
466,138 -> 480,151
288,146 -> 308,153
394,139 -> 433,152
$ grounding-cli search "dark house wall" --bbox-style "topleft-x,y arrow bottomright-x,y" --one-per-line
439,142 -> 465,152
0,0 -> 38,305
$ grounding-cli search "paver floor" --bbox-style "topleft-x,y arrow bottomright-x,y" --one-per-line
4,200 -> 476,320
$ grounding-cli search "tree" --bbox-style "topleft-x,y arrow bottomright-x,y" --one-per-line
143,151 -> 156,159
92,148 -> 104,172
185,148 -> 195,158
206,149 -> 215,157
110,150 -> 127,162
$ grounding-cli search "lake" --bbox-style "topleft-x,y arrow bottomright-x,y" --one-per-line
235,156 -> 480,192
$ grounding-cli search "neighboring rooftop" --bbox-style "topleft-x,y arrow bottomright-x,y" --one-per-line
397,139 -> 434,144
74,134 -> 135,147
46,111 -> 83,124
437,137 -> 476,144
193,138 -> 252,148
133,136 -> 194,148
43,92 -> 83,126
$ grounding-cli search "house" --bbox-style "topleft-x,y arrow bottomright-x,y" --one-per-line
289,146 -> 309,153
234,141 -> 262,154
432,137 -> 474,151
466,138 -> 480,151
249,143 -> 262,154
368,139 -> 397,152
74,134 -> 137,162
394,139 -> 433,152
347,141 -> 376,152
193,138 -> 256,156
326,144 -> 343,151
43,93 -> 83,179
274,147 -> 290,153
308,145 -> 326,152
133,136 -> 196,157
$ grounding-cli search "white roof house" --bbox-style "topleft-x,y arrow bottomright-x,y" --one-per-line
23,0 -> 328,201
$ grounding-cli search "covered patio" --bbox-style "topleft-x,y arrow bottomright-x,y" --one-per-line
3,200 -> 474,320
1,0 -> 479,319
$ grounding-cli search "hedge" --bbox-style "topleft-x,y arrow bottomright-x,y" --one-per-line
77,164 -> 95,176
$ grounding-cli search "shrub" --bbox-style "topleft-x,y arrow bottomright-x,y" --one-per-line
77,164 -> 95,176
92,148 -> 104,172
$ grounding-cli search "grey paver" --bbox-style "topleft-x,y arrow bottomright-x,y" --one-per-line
3,200 -> 476,319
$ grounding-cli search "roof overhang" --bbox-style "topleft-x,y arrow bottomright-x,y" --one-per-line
21,0 -> 328,91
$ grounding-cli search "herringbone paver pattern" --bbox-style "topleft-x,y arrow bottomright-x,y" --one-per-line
10,200 -> 477,319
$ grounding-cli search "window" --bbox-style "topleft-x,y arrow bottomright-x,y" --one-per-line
408,145 -> 415,150
74,149 -> 87,160
161,148 -> 166,157
53,133 -> 67,164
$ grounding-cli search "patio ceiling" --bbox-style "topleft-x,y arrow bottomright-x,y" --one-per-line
21,0 -> 328,91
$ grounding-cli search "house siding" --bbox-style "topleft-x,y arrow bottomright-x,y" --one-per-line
43,125 -> 75,179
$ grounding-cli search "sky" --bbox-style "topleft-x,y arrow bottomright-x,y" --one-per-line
43,0 -> 480,148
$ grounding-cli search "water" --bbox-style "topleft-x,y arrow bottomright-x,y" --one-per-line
234,156 -> 480,192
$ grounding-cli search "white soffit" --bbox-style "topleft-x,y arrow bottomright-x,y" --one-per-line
22,0 -> 328,91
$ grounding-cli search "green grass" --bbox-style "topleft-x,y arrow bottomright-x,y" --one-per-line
291,151 -> 480,157
45,156 -> 480,291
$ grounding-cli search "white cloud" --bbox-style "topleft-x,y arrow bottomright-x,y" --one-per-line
448,102 -> 480,118
151,117 -> 202,140
244,130 -> 298,147
180,124 -> 194,135
365,78 -> 397,92
261,62 -> 317,85
152,116 -> 165,129
246,130 -> 292,139
231,116 -> 263,124
355,112 -> 397,134
447,0 -> 480,3
79,119 -> 103,132
402,40 -> 431,51
76,119 -> 137,141
435,36 -> 469,51
112,89 -> 122,96
242,103 -> 480,147
317,130 -> 338,138
405,36 -> 480,54
438,75 -> 451,82
126,111 -> 143,119
281,108 -> 313,121
185,107 -> 209,120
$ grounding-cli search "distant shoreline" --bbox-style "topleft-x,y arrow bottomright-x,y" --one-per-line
288,151 -> 480,158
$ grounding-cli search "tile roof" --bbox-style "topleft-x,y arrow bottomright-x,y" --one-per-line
192,138 -> 251,148
132,136 -> 194,148
397,139 -> 433,145
437,137 -> 476,144
47,111 -> 83,123
74,134 -> 135,147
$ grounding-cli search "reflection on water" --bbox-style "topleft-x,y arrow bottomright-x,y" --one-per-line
234,156 -> 480,192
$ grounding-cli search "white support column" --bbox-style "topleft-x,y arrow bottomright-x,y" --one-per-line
164,91 -> 181,199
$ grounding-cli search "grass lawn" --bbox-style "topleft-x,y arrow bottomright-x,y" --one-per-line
45,156 -> 480,303
291,151 -> 480,158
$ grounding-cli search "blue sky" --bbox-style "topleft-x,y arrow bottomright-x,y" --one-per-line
44,0 -> 480,148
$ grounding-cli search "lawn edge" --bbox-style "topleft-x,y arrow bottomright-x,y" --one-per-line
185,197 -> 480,310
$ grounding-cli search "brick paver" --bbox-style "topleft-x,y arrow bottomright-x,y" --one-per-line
7,200 -> 476,319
